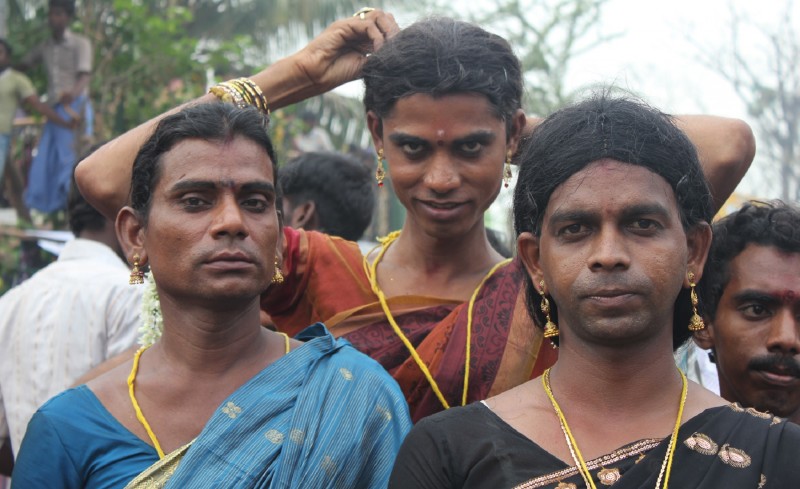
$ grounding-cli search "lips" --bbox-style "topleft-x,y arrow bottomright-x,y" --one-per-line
756,369 -> 800,387
204,250 -> 256,271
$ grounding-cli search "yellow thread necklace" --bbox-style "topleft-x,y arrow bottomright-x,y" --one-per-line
364,231 -> 511,409
127,332 -> 291,459
542,367 -> 687,489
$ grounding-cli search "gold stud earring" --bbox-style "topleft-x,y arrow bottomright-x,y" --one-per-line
129,254 -> 145,285
503,149 -> 513,188
539,280 -> 558,338
376,148 -> 386,188
688,271 -> 705,331
272,257 -> 285,285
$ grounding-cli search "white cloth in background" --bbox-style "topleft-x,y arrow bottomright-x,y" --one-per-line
0,238 -> 142,456
675,341 -> 720,395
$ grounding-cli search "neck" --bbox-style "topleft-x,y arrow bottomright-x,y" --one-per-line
392,220 -> 502,278
155,296 -> 268,374
550,334 -> 684,416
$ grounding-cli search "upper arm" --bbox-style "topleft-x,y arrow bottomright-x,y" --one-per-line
388,419 -> 454,489
675,115 -> 756,212
76,38 -> 92,74
12,411 -> 81,488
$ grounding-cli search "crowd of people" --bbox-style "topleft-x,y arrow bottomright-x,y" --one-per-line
0,1 -> 798,488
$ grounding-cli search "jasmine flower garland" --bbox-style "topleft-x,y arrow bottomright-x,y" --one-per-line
138,272 -> 163,346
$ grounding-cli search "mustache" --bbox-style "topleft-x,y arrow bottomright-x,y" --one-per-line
748,355 -> 800,378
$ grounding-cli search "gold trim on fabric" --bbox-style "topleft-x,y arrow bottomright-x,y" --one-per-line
511,439 -> 661,489
758,474 -> 767,488
745,407 -> 772,419
555,482 -> 577,489
683,432 -> 719,455
718,444 -> 751,468
124,441 -> 193,488
264,429 -> 284,444
597,467 -> 621,485
221,401 -> 242,419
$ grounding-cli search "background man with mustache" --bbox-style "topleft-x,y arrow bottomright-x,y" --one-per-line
695,201 -> 800,424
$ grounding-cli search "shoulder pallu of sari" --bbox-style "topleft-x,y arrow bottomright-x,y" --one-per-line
265,228 -> 558,422
513,404 -> 800,489
126,326 -> 409,488
124,441 -> 194,489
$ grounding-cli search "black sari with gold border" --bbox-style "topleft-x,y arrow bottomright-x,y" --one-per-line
388,402 -> 800,488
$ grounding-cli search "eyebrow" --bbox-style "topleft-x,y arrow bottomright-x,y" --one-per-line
548,203 -> 672,227
387,130 -> 497,146
169,179 -> 275,194
732,289 -> 789,305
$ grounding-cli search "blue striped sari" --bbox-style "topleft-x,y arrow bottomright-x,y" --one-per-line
136,325 -> 412,488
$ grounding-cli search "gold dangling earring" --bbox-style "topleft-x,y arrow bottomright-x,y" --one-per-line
272,257 -> 285,284
539,280 -> 558,338
687,271 -> 705,331
503,149 -> 513,188
376,148 -> 386,188
129,254 -> 145,285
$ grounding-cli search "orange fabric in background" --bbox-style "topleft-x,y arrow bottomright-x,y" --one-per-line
263,227 -> 557,421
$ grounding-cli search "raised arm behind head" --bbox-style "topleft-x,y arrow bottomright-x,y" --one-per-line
75,10 -> 398,220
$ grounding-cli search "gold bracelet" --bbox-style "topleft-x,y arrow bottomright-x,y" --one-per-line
208,77 -> 270,119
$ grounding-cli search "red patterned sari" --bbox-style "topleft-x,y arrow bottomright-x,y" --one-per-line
263,227 -> 557,421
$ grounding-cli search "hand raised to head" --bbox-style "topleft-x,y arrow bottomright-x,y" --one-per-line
290,9 -> 399,94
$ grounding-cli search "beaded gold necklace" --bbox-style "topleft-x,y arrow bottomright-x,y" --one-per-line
127,332 -> 291,459
542,368 -> 687,489
365,231 -> 511,409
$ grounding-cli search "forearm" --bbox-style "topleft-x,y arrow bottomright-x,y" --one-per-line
0,437 -> 12,477
75,57 -> 322,220
25,96 -> 69,126
675,115 -> 756,212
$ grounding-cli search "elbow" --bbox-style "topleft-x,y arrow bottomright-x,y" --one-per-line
718,118 -> 756,181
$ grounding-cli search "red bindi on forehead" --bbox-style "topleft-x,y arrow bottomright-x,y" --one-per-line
779,290 -> 798,304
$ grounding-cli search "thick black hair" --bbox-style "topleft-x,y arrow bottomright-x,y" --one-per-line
130,103 -> 279,222
513,92 -> 714,350
362,17 -> 523,137
279,151 -> 374,241
699,200 -> 800,319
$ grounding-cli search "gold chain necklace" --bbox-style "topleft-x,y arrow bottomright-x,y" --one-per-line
127,332 -> 291,459
364,231 -> 511,409
542,368 -> 687,489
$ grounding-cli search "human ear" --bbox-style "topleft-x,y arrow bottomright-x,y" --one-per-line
507,109 -> 527,154
291,201 -> 317,230
367,110 -> 384,150
115,206 -> 147,266
693,317 -> 716,350
517,231 -> 544,291
684,222 -> 713,285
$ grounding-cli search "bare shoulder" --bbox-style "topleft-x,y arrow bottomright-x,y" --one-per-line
86,357 -> 135,419
683,381 -> 728,420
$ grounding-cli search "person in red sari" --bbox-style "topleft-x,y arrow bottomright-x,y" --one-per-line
76,12 -> 754,421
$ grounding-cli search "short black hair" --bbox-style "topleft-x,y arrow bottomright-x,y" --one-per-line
362,17 -> 522,137
699,200 -> 800,320
49,0 -> 75,17
279,151 -> 374,241
130,103 -> 279,222
513,92 -> 713,350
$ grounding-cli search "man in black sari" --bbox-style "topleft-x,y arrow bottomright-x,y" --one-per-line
389,94 -> 800,488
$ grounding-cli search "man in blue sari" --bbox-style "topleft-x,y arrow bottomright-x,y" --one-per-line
12,99 -> 410,487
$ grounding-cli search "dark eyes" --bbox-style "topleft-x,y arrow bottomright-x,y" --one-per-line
740,303 -> 770,319
179,195 -> 270,212
399,141 -> 485,157
631,219 -> 660,231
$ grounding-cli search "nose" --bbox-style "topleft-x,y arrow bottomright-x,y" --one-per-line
766,309 -> 800,355
588,225 -> 631,271
423,154 -> 460,195
210,195 -> 249,239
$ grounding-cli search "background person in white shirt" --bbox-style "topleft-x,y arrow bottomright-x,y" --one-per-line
0,168 -> 142,473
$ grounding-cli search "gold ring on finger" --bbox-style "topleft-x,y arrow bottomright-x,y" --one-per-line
353,7 -> 376,20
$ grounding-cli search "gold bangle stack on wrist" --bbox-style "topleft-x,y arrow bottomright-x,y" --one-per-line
208,77 -> 270,119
